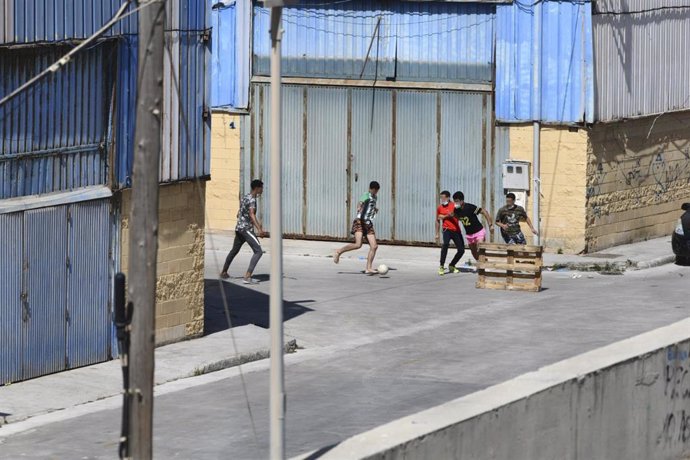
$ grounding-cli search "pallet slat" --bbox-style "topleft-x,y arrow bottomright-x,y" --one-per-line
479,242 -> 542,253
476,243 -> 543,292
476,280 -> 541,292
479,262 -> 541,272
477,271 -> 540,280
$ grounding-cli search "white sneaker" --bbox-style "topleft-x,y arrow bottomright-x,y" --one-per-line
242,278 -> 259,285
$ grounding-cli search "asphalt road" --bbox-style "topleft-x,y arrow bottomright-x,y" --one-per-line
1,251 -> 688,459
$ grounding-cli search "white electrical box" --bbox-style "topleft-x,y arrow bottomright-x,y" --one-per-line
502,161 -> 531,191
510,190 -> 528,210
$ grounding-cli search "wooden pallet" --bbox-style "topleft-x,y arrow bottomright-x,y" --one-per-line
476,243 -> 543,292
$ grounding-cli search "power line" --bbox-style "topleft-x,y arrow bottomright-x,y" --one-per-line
593,4 -> 690,15
0,0 -> 134,109
273,14 -> 495,39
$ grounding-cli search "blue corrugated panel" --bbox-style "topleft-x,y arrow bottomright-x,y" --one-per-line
23,206 -> 68,380
0,44 -> 117,199
0,212 -> 23,384
0,0 -> 137,45
252,0 -> 495,83
211,0 -> 251,109
115,37 -> 137,188
495,0 -> 594,124
212,2 -> 236,107
116,0 -> 210,186
0,1 -> 209,189
66,199 -> 111,368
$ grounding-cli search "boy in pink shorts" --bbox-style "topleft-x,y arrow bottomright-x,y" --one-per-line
452,191 -> 494,260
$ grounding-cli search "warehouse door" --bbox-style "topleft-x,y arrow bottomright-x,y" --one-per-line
0,198 -> 112,384
247,84 -> 496,244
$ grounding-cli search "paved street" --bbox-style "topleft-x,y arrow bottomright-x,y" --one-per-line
1,245 -> 689,459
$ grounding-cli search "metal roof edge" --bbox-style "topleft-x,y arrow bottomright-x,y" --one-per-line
211,106 -> 250,114
251,76 -> 493,92
0,186 -> 113,215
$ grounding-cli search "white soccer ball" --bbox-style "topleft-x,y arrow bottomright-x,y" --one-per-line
377,264 -> 389,275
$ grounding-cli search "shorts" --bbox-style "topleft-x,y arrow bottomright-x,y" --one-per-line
502,230 -> 526,245
465,227 -> 486,245
351,219 -> 375,236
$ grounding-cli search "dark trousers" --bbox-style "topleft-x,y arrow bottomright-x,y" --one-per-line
223,230 -> 263,274
440,229 -> 465,267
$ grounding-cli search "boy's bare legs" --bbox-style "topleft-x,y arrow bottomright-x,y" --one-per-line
469,243 -> 480,260
365,233 -> 378,273
334,232 -> 363,263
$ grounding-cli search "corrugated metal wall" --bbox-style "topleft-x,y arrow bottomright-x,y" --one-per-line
0,45 -> 117,199
212,3 -> 237,108
252,0 -> 495,83
24,206 -> 68,379
0,198 -> 112,384
0,0 -> 138,44
211,0 -> 251,110
593,0 -> 690,121
351,88 -> 394,240
395,90 -> 437,241
0,0 -> 210,190
66,200 -> 111,368
495,0 -> 595,124
119,0 -> 211,186
305,87 -> 349,237
0,212 -> 23,383
246,83 -> 495,244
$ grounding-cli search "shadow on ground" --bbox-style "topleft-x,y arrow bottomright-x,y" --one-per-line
204,279 -> 315,334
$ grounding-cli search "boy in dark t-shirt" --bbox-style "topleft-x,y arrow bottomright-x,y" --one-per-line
452,191 -> 494,261
495,192 -> 538,245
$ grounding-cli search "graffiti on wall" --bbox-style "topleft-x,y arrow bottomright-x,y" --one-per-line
588,145 -> 690,219
660,346 -> 690,447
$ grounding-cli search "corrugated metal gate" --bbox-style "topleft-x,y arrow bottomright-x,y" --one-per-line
0,44 -> 117,199
246,83 -> 504,244
0,198 -> 111,384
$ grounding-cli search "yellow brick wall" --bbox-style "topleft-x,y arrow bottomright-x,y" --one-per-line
120,181 -> 205,345
586,113 -> 690,252
508,125 -> 589,254
206,112 -> 242,231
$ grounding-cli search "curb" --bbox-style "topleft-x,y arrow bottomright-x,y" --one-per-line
188,339 -> 298,377
0,340 -> 298,427
632,255 -> 677,270
544,256 -> 675,273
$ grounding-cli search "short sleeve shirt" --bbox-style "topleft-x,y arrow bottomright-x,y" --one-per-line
437,202 -> 460,232
356,192 -> 377,223
235,193 -> 257,232
454,203 -> 484,235
496,205 -> 528,236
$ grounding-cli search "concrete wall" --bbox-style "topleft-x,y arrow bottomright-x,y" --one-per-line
298,318 -> 690,460
508,126 -> 589,254
586,113 -> 690,252
206,112 -> 242,231
120,181 -> 206,344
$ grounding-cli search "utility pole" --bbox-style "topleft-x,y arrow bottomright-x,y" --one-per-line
128,1 -> 165,458
268,5 -> 285,460
532,0 -> 542,246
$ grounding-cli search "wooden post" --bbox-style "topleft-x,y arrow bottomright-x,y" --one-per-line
128,1 -> 166,458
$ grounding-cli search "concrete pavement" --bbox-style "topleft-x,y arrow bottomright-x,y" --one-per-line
0,233 -> 679,429
0,243 -> 688,458
0,321 -> 295,426
207,231 -> 677,272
